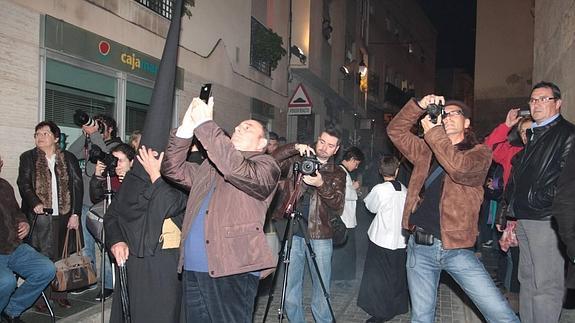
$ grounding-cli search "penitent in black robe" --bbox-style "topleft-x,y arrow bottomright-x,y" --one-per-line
105,171 -> 187,323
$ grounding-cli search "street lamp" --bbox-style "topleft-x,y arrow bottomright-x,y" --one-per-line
290,45 -> 307,64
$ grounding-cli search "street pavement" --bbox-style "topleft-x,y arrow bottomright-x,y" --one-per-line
20,203 -> 575,322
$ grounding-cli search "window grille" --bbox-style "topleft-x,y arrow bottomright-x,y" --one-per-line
135,0 -> 173,19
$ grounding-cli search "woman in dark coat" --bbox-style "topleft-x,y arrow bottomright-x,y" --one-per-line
17,121 -> 83,309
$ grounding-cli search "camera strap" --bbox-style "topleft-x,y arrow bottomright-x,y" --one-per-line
424,165 -> 444,189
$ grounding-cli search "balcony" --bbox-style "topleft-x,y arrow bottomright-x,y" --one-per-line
250,17 -> 272,76
135,0 -> 174,19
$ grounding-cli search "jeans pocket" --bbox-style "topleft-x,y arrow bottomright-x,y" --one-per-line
407,236 -> 417,269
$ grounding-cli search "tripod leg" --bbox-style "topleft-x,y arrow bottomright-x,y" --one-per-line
262,216 -> 296,323
297,219 -> 337,323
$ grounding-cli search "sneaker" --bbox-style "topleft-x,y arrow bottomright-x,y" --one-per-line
70,284 -> 97,295
95,289 -> 113,301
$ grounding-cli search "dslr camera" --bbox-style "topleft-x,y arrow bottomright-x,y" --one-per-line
73,109 -> 104,133
89,145 -> 118,176
426,103 -> 444,124
294,155 -> 321,176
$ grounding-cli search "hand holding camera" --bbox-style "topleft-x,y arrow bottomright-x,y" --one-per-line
505,108 -> 523,127
294,144 -> 316,157
421,113 -> 443,134
73,110 -> 104,135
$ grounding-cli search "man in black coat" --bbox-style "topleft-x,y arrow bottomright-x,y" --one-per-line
508,81 -> 575,322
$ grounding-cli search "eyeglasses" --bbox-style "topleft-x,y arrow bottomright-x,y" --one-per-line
528,97 -> 557,105
442,110 -> 464,118
33,131 -> 53,138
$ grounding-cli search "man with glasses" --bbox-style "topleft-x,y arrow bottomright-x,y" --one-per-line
507,81 -> 575,323
388,95 -> 519,322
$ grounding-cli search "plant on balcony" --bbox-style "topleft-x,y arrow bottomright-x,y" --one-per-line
252,26 -> 287,71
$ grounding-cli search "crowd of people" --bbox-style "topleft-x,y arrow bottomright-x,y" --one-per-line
1,80 -> 575,323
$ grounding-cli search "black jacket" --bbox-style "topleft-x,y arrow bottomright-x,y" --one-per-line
509,115 -> 575,220
553,147 -> 575,261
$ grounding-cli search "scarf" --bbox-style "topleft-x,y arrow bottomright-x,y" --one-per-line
35,148 -> 71,215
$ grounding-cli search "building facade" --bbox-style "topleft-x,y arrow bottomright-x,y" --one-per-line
0,0 -> 291,189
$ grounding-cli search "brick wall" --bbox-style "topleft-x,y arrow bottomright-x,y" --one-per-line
0,0 -> 40,194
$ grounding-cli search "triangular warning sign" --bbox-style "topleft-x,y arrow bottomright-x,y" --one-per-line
288,84 -> 313,108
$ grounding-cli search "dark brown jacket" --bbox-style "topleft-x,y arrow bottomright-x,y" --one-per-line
0,178 -> 28,254
387,100 -> 491,249
17,148 -> 83,260
162,121 -> 280,278
272,143 -> 346,239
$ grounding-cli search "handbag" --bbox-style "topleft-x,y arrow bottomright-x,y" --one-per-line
329,213 -> 348,247
51,229 -> 98,292
86,200 -> 106,244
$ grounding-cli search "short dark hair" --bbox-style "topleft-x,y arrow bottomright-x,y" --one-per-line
444,100 -> 471,117
35,121 -> 61,141
379,155 -> 400,177
342,146 -> 364,162
322,127 -> 342,145
532,81 -> 561,99
94,114 -> 118,138
111,143 -> 136,161
268,131 -> 279,141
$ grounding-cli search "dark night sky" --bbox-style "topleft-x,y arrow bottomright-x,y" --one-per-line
416,0 -> 477,76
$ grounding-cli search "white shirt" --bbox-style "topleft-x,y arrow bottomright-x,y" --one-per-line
47,154 -> 59,214
339,165 -> 357,228
364,181 -> 407,250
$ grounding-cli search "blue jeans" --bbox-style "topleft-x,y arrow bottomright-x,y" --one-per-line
183,270 -> 259,323
0,244 -> 55,317
285,237 -> 333,323
406,236 -> 519,323
81,204 -> 113,289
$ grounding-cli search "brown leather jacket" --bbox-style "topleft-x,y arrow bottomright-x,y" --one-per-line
387,100 -> 491,249
272,143 -> 346,240
161,122 -> 281,278
0,178 -> 28,254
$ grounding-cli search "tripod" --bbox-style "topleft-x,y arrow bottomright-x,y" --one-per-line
99,171 -> 114,323
262,172 -> 336,323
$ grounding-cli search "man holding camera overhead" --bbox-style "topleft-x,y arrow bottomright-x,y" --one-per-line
387,96 -> 519,322
68,114 -> 122,299
161,97 -> 280,322
271,129 -> 346,323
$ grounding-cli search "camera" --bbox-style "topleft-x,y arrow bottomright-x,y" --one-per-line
295,155 -> 321,176
42,208 -> 54,215
426,103 -> 444,124
73,110 -> 104,133
519,109 -> 531,117
88,145 -> 118,176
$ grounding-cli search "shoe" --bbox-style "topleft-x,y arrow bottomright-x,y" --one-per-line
1,313 -> 26,323
564,288 -> 575,309
33,302 -> 48,313
95,289 -> 113,301
70,284 -> 98,295
55,299 -> 72,308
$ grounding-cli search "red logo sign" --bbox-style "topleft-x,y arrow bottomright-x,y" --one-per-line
98,41 -> 110,56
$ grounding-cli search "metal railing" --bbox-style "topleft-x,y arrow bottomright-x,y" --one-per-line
135,0 -> 173,19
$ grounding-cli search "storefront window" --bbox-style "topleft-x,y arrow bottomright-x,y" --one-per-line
125,82 -> 152,141
44,59 -> 116,149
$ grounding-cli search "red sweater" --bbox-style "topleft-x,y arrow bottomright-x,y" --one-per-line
484,123 -> 523,186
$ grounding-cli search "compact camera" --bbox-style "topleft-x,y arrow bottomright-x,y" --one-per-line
88,145 -> 118,177
426,103 -> 444,124
295,155 -> 321,176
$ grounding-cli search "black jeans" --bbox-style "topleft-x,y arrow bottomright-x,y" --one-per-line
183,270 -> 259,323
